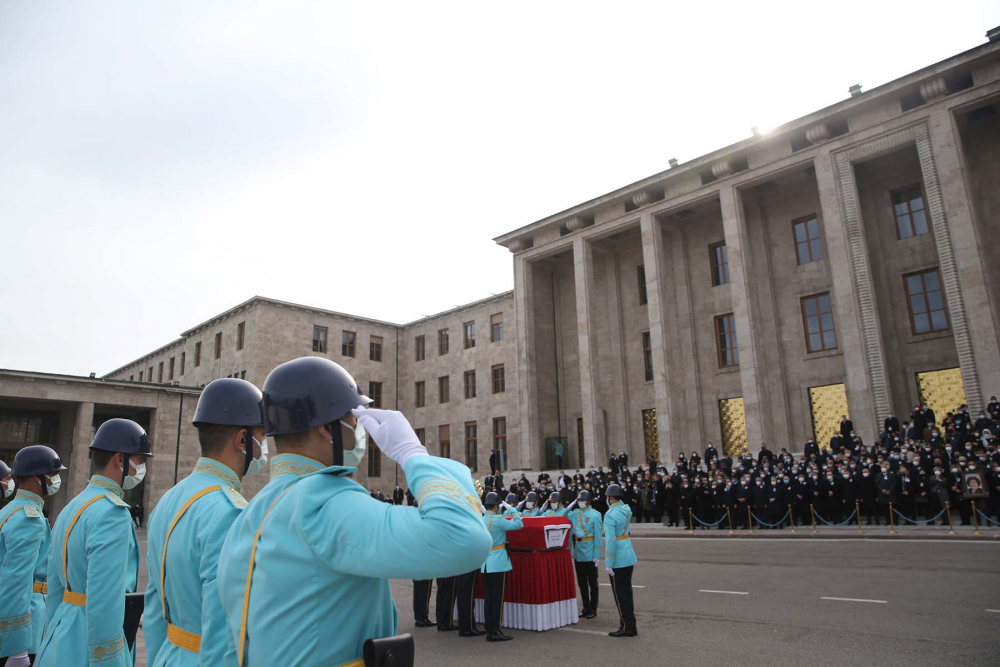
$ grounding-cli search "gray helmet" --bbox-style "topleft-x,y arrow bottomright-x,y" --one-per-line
526,492 -> 538,503
484,492 -> 500,507
606,484 -> 623,498
12,445 -> 66,477
549,492 -> 560,504
193,378 -> 264,427
90,419 -> 154,457
505,493 -> 517,505
578,489 -> 592,502
0,460 -> 10,478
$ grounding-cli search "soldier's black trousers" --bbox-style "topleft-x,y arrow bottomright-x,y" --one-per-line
455,570 -> 479,632
574,560 -> 599,613
435,577 -> 456,629
413,579 -> 433,622
609,566 -> 637,633
483,571 -> 507,635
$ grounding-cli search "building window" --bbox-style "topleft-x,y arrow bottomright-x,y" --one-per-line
415,335 -> 425,361
138,371 -> 143,381
237,322 -> 245,351
180,352 -> 185,376
465,421 -> 478,472
148,366 -> 153,380
463,321 -> 476,349
715,313 -> 739,367
240,370 -> 246,379
158,362 -> 164,383
904,269 -> 949,334
892,184 -> 929,239
642,331 -> 653,381
793,216 -> 824,265
801,293 -> 837,352
638,265 -> 648,305
169,357 -> 175,381
709,242 -> 730,286
129,374 -> 134,381
368,381 -> 383,408
439,328 -> 449,355
491,313 -> 504,342
215,332 -> 222,360
439,376 -> 450,403
464,370 -> 476,399
367,443 -> 381,477
313,326 -> 328,353
493,417 -> 507,456
415,381 -> 426,408
415,428 -> 425,446
370,335 -> 383,362
342,331 -> 356,357
492,364 -> 506,393
439,425 -> 451,459
194,342 -> 201,367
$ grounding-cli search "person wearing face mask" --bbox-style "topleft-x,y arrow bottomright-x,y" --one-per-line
568,490 -> 603,619
603,485 -> 637,637
216,356 -> 491,666
36,419 -> 152,667
0,460 -> 13,505
0,446 -> 66,667
142,378 -> 265,667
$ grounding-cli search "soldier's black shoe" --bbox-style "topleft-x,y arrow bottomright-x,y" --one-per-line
584,610 -> 597,619
460,629 -> 486,637
486,633 -> 513,642
578,609 -> 590,618
609,630 -> 638,637
414,619 -> 435,628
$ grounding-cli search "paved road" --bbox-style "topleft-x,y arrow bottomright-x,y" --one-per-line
136,538 -> 1000,666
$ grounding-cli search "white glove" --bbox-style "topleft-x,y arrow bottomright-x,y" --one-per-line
6,652 -> 29,667
566,499 -> 578,511
516,500 -> 526,509
592,558 -> 599,567
539,499 -> 551,513
351,408 -> 428,468
500,502 -> 511,511
606,565 -> 615,576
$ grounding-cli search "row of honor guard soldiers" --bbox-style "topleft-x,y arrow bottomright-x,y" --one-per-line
0,356 -> 492,667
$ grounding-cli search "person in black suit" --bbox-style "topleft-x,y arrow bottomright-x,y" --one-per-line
751,477 -> 768,528
857,467 -> 877,524
884,413 -> 900,435
704,443 -> 718,465
839,416 -> 853,439
876,464 -> 897,524
412,580 -> 436,627
489,449 -> 499,475
393,484 -> 405,505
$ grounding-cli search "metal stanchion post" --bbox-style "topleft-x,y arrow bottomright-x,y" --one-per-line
747,507 -> 754,534
888,502 -> 896,535
945,501 -> 956,535
688,507 -> 695,534
855,501 -> 863,535
788,504 -> 797,534
727,507 -> 734,535
972,501 -> 983,536
809,504 -> 818,535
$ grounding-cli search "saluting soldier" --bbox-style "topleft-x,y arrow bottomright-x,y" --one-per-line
519,491 -> 541,517
217,357 -> 491,666
481,492 -> 523,642
0,447 -> 66,666
37,419 -> 151,667
568,489 -> 602,619
1,460 -> 12,503
144,379 -> 266,667
603,484 -> 638,638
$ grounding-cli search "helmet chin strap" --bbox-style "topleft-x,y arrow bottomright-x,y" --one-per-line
330,422 -> 344,467
120,453 -> 128,491
243,429 -> 253,476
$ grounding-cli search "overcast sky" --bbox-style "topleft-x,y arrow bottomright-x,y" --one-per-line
1,2 -> 996,376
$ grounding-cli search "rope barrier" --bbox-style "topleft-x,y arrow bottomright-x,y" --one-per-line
690,512 -> 728,527
976,510 -> 1000,527
812,509 -> 857,527
750,512 -> 790,529
892,508 -> 946,525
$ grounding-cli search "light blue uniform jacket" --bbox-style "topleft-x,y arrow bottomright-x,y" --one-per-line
480,509 -> 523,574
543,506 -> 569,518
568,507 -> 603,562
603,503 -> 637,570
218,453 -> 491,667
144,458 -> 247,667
37,475 -> 139,667
0,490 -> 49,656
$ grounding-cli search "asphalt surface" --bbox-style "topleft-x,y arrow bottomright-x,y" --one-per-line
134,537 -> 999,666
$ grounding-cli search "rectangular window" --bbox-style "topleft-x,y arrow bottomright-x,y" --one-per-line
415,381 -> 426,408
465,421 -> 478,472
195,342 -> 201,367
493,417 -> 507,455
415,428 -> 425,446
169,357 -> 175,381
904,269 -> 949,334
638,264 -> 648,305
492,364 -> 506,393
490,313 -> 504,342
642,331 -> 653,381
368,381 -> 383,408
801,293 -> 837,352
793,216 -> 824,265
342,331 -> 356,357
148,366 -> 153,380
439,376 -> 450,403
463,321 -> 476,349
367,443 -> 381,477
240,370 -> 246,379
237,322 -> 245,351
710,242 -> 730,286
439,425 -> 451,459
892,184 -> 929,239
415,335 -> 425,361
313,326 -> 328,353
438,328 -> 449,355
180,352 -> 186,376
370,335 -> 383,362
464,370 -> 477,399
158,362 -> 164,383
215,332 -> 222,359
138,371 -> 143,381
715,314 -> 739,367
129,374 -> 134,381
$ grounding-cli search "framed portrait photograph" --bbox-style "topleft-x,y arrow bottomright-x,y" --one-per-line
962,470 -> 988,500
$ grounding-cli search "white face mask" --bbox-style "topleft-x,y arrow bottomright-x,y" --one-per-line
579,501 -> 589,509
339,419 -> 368,468
122,459 -> 146,490
526,502 -> 535,509
245,437 -> 269,478
45,474 -> 61,496
2,479 -> 13,498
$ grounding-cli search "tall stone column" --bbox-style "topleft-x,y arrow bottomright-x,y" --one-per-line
639,213 -> 673,463
572,237 -> 604,467
513,254 -> 543,470
719,185 -> 768,450
921,110 -> 1000,411
68,401 -> 95,497
814,154 -> 880,441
